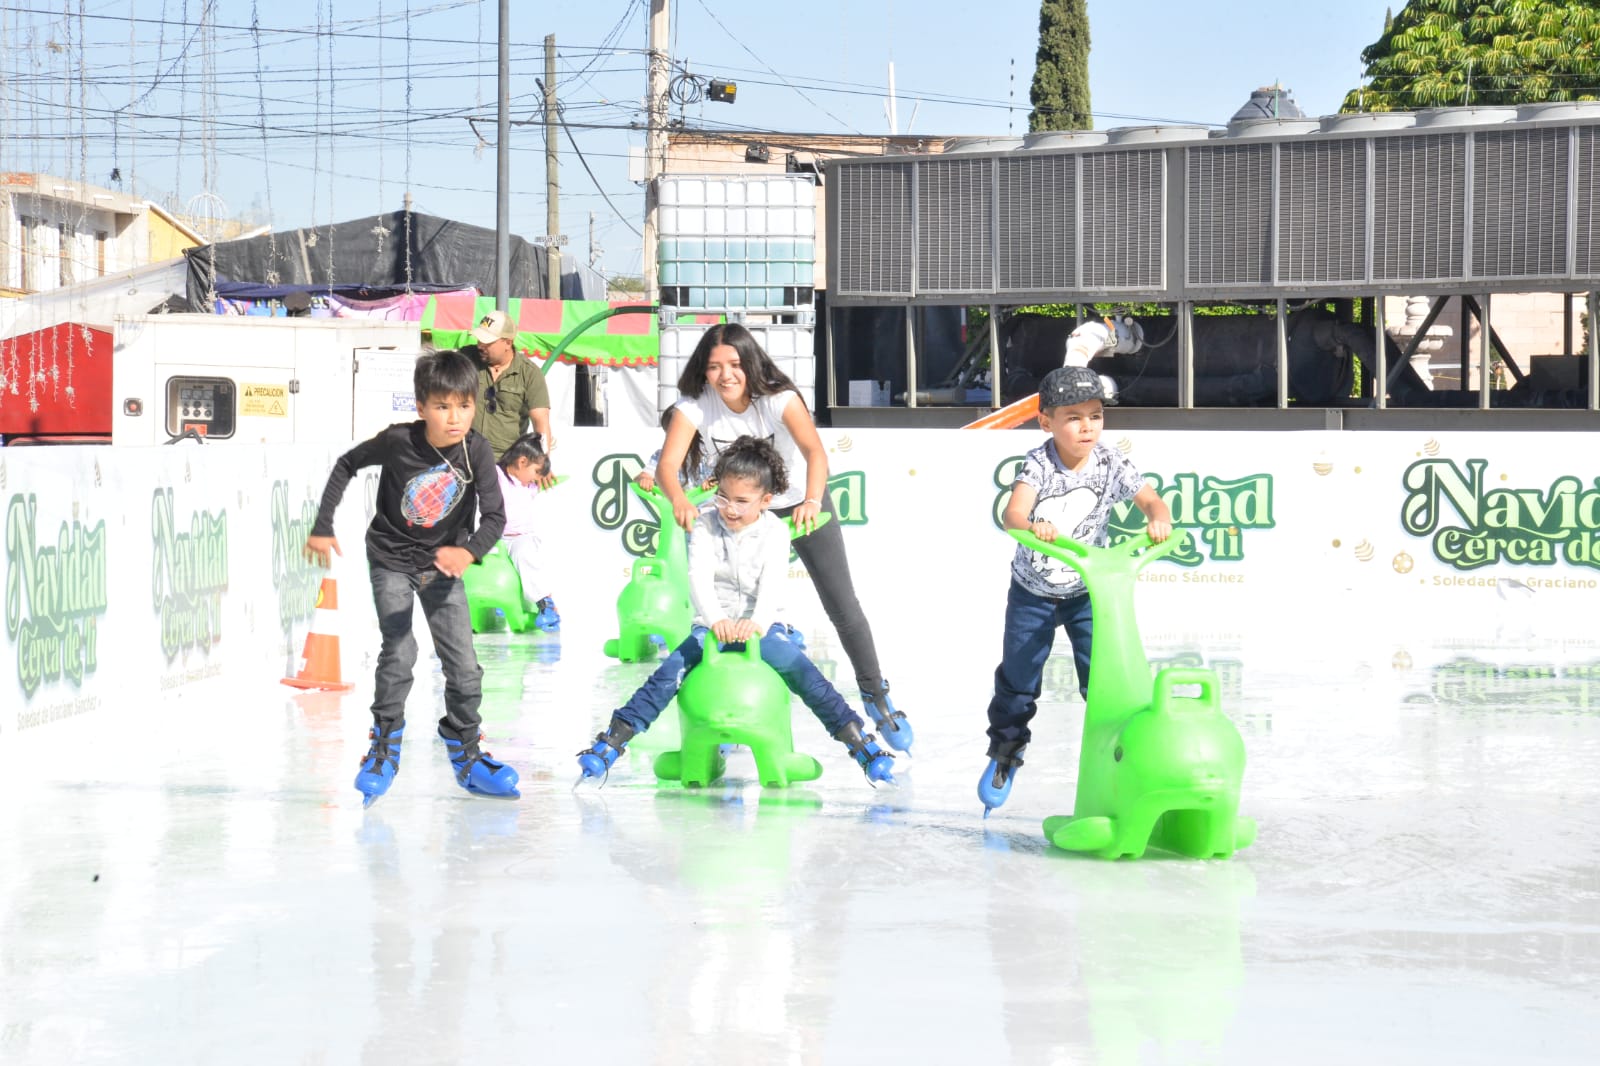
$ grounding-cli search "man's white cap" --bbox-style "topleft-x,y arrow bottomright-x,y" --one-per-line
472,309 -> 517,345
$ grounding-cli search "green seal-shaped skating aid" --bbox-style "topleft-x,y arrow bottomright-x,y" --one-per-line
1008,529 -> 1256,860
603,482 -> 714,661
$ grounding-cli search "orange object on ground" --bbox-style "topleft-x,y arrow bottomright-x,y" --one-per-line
282,578 -> 355,692
962,393 -> 1041,430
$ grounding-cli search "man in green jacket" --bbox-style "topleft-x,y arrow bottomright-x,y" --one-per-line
469,308 -> 554,459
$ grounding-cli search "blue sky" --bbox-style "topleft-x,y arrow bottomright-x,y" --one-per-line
1,0 -> 1395,277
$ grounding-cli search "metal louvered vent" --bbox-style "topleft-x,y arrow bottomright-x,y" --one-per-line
1186,144 -> 1272,286
916,158 -> 994,293
1081,151 -> 1163,288
1278,139 -> 1366,283
835,163 -> 913,296
1577,127 -> 1600,278
1474,127 -> 1568,278
1373,134 -> 1466,282
997,154 -> 1076,291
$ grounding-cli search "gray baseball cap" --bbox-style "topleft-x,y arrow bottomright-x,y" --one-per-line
1039,365 -> 1115,408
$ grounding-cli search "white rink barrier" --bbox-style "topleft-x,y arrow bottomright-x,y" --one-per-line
4,426 -> 1598,741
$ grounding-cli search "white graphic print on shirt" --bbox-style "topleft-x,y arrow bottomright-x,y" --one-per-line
1028,485 -> 1099,587
1008,440 -> 1147,600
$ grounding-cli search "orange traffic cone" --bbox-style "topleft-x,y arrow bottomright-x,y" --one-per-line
282,577 -> 354,692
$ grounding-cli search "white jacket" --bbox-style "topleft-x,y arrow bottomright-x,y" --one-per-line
687,507 -> 789,629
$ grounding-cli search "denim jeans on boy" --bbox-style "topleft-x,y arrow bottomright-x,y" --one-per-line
369,565 -> 484,743
985,578 -> 1095,749
614,623 -> 859,736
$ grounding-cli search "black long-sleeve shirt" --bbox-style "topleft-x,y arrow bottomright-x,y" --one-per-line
312,422 -> 505,574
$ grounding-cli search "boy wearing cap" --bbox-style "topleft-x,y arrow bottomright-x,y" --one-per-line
469,308 -> 554,459
978,366 -> 1173,814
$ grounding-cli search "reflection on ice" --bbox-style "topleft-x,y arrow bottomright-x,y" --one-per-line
1,618 -> 1598,1063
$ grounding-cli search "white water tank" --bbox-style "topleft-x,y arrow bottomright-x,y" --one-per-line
941,136 -> 1024,154
1104,125 -> 1210,145
1020,130 -> 1109,149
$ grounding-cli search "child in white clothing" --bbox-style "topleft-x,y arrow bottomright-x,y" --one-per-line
495,433 -> 559,630
576,435 -> 896,785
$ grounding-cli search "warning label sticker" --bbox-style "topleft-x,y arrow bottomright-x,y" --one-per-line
241,383 -> 289,417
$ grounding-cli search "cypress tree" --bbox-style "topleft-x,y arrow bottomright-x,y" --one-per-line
1028,0 -> 1092,131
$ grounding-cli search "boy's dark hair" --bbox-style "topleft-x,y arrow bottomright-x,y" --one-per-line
414,349 -> 479,407
499,432 -> 550,476
659,406 -> 706,483
677,323 -> 803,407
713,435 -> 789,496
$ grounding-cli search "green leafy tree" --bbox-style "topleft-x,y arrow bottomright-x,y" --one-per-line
1343,0 -> 1600,111
1028,0 -> 1092,131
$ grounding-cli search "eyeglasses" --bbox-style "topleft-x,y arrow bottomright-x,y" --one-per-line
483,383 -> 497,415
713,492 -> 753,517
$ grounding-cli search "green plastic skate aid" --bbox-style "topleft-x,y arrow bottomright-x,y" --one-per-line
462,475 -> 570,634
654,634 -> 824,789
1007,529 -> 1256,860
603,482 -> 715,661
604,488 -> 830,662
651,514 -> 832,788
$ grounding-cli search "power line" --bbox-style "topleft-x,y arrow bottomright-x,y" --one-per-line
688,0 -> 860,134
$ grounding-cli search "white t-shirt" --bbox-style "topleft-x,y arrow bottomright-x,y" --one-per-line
673,389 -> 808,508
1009,439 -> 1148,599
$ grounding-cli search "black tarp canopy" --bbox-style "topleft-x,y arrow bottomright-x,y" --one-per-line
183,210 -> 550,311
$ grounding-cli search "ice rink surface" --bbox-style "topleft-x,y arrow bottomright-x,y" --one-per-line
3,605 -> 1598,1065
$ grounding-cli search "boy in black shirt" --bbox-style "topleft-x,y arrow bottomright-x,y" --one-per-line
304,349 -> 520,805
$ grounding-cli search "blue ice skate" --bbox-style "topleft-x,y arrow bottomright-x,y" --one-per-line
861,679 -> 914,753
834,720 -> 895,786
978,743 -> 1026,818
576,719 -> 636,785
355,724 -> 405,807
440,729 -> 520,798
535,596 -> 561,633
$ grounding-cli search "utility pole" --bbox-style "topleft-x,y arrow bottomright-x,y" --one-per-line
544,35 -> 561,295
589,211 -> 600,269
642,0 -> 669,304
495,0 -> 511,308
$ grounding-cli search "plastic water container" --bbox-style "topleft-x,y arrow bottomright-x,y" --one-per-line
656,174 -> 818,310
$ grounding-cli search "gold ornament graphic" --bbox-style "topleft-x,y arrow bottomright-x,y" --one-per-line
1392,552 -> 1414,574
1392,650 -> 1413,671
835,434 -> 854,452
1354,540 -> 1375,562
1115,437 -> 1134,454
1423,438 -> 1440,456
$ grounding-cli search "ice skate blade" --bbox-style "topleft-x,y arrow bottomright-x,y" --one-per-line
466,786 -> 520,800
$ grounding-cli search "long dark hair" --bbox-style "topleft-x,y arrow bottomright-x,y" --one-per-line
659,407 -> 704,483
713,435 -> 789,496
677,323 -> 802,406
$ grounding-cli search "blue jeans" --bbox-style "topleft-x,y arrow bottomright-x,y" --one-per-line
369,565 -> 483,744
985,579 -> 1094,749
615,624 -> 860,737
